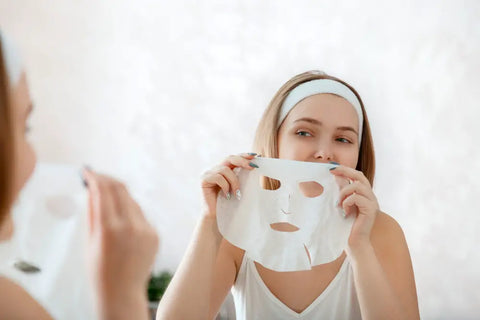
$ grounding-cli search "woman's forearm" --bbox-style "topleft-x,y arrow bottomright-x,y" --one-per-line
156,215 -> 222,320
349,244 -> 411,320
99,289 -> 149,320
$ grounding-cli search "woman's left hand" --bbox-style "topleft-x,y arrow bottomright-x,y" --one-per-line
329,165 -> 380,251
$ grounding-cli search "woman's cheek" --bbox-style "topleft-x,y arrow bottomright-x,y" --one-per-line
14,139 -> 37,196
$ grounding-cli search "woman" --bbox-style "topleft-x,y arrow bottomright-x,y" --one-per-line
0,32 -> 159,319
157,71 -> 420,319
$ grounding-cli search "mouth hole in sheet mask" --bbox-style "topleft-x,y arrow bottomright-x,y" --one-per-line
259,176 -> 281,190
270,222 -> 300,232
298,181 -> 324,198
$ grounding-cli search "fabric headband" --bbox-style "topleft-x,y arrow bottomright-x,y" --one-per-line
277,79 -> 364,145
0,31 -> 24,87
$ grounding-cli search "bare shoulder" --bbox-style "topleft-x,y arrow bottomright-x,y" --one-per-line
370,211 -> 409,255
370,211 -> 416,288
369,212 -> 420,318
0,276 -> 52,319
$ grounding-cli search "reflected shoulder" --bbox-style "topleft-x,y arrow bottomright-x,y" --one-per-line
0,276 -> 52,319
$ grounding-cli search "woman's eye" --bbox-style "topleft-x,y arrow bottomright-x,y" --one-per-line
296,131 -> 312,137
336,137 -> 351,143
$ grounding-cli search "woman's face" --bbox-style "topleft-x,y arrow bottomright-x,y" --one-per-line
0,73 -> 35,240
277,93 -> 360,168
11,73 -> 36,199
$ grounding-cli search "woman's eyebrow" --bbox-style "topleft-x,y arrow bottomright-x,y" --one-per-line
293,117 -> 358,135
337,126 -> 358,135
293,117 -> 322,125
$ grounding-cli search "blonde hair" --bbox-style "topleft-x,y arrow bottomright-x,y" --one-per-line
253,71 -> 375,189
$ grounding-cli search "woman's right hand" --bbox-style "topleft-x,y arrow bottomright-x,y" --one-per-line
200,153 -> 259,217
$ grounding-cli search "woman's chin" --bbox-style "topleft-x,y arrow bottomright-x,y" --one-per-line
0,214 -> 14,241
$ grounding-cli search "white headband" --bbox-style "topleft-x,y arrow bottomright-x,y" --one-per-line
278,79 -> 364,145
0,31 -> 24,87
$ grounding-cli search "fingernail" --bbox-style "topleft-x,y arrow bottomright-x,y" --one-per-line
329,161 -> 340,165
329,166 -> 337,171
342,210 -> 346,218
335,200 -> 339,207
14,260 -> 41,273
249,162 -> 259,168
80,169 -> 88,188
256,154 -> 262,157
248,152 -> 257,156
226,192 -> 231,200
236,189 -> 242,200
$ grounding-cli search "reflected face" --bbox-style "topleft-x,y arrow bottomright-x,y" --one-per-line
11,74 -> 36,199
274,93 -> 360,232
0,73 -> 36,240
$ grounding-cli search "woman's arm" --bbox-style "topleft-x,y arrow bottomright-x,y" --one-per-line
330,165 -> 420,320
156,216 -> 237,320
349,212 -> 420,320
156,154 -> 256,320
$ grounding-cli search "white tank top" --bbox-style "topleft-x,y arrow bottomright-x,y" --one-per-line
231,253 -> 362,320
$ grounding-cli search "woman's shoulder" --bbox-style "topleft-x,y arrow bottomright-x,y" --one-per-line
0,276 -> 52,319
370,211 -> 410,258
372,211 -> 405,238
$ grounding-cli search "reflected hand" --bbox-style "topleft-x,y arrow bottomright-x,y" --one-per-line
83,168 -> 159,319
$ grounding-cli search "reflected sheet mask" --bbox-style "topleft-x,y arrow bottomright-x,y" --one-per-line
0,163 -> 95,320
217,157 -> 354,272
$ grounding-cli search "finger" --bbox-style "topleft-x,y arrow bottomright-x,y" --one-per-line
82,168 -> 96,235
330,165 -> 370,187
221,154 -> 259,170
203,173 -> 231,198
216,166 -> 241,194
114,185 -> 148,226
238,152 -> 258,159
109,180 -> 133,220
91,172 -> 121,228
129,198 -> 148,224
342,193 -> 370,217
338,181 -> 375,207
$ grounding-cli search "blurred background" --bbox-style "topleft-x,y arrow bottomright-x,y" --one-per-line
1,0 -> 479,318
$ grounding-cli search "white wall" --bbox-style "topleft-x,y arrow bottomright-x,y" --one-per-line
1,0 -> 479,318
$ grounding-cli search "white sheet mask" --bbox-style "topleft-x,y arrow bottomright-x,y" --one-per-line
0,163 -> 96,319
217,157 -> 354,272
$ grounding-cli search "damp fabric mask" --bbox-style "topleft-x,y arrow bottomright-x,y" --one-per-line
0,163 -> 96,320
217,157 -> 354,272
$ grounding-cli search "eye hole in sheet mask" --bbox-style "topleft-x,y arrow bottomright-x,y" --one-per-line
259,176 -> 281,190
298,181 -> 324,198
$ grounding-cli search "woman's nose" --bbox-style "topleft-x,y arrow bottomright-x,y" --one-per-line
314,145 -> 333,162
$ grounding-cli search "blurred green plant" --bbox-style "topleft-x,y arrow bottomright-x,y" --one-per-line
148,271 -> 173,302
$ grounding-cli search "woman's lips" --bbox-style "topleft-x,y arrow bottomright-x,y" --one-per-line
270,222 -> 300,232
